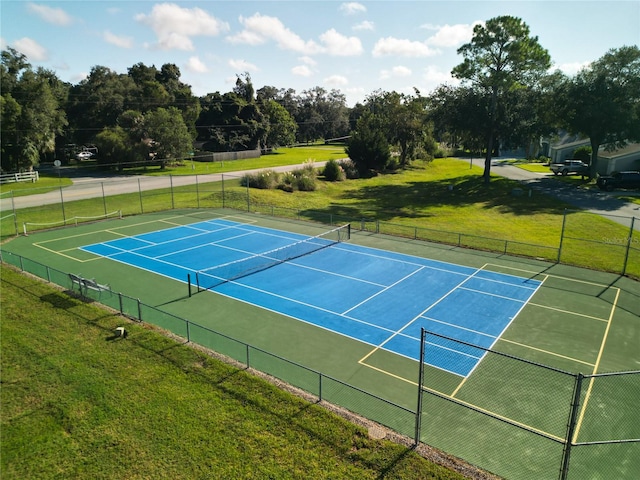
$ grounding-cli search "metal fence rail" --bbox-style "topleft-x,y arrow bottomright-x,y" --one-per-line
1,173 -> 638,277
2,249 -> 638,480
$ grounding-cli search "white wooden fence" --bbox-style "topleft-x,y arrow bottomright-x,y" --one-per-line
0,171 -> 39,184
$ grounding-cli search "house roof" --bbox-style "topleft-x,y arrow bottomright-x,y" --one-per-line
598,143 -> 640,160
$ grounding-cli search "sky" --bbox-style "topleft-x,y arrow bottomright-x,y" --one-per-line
1,0 -> 639,106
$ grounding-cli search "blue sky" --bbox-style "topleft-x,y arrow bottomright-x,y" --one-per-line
2,1 -> 639,106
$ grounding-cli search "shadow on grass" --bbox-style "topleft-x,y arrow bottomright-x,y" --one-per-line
6,273 -> 427,478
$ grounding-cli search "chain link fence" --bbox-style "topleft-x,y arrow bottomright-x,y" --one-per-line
416,329 -> 640,480
1,173 -> 638,277
1,249 -> 638,479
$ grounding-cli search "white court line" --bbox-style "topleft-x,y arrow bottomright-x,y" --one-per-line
359,267 -> 487,364
341,266 -> 426,316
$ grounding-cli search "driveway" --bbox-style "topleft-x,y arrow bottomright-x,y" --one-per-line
489,159 -> 640,228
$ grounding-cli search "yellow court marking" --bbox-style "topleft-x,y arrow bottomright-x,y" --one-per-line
572,286 -> 621,443
527,302 -> 609,323
357,353 -> 419,387
423,385 -> 565,443
498,338 -> 596,368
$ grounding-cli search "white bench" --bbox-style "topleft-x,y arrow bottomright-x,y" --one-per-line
69,274 -> 110,297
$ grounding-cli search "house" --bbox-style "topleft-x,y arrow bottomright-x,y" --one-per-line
597,143 -> 640,175
547,133 -> 590,164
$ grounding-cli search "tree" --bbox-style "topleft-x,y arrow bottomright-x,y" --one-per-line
144,107 -> 192,168
453,16 -> 551,183
359,89 -> 434,167
345,111 -> 390,174
554,46 -> 640,178
296,87 -> 349,143
261,99 -> 297,149
66,66 -> 135,145
1,48 -> 67,171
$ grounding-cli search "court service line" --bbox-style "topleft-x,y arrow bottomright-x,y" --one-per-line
341,266 -> 426,316
458,285 -> 530,303
450,268 -> 546,397
527,302 -> 609,323
333,243 -> 472,278
572,287 -> 621,442
358,267 -> 486,366
499,338 -> 596,368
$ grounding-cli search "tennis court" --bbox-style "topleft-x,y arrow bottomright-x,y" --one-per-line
3,209 -> 639,479
79,216 -> 541,378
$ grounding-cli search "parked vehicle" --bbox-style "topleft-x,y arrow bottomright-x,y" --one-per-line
549,160 -> 589,176
596,171 -> 640,191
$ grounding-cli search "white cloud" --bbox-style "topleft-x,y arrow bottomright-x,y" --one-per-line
557,61 -> 591,76
324,74 -> 349,86
339,2 -> 366,15
228,14 -> 361,57
228,13 -> 322,54
298,56 -> 317,66
422,65 -> 457,86
380,65 -> 412,80
372,37 -> 440,57
424,22 -> 480,47
103,31 -> 133,49
185,56 -> 208,73
12,37 -> 48,61
136,3 -> 229,51
27,3 -> 74,26
292,65 -> 313,77
353,21 -> 374,31
229,58 -> 259,72
319,29 -> 363,56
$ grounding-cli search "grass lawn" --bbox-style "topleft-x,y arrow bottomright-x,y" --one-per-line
2,157 -> 637,275
0,174 -> 73,197
0,265 -> 474,480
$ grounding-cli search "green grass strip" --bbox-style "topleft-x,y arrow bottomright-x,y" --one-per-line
0,264 -> 472,480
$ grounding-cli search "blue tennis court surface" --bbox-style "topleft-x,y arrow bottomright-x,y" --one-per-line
82,218 -> 542,377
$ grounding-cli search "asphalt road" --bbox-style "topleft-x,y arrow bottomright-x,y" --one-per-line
489,159 -> 640,226
2,159 -> 639,229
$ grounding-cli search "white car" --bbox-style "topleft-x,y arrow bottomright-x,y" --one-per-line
76,151 -> 94,160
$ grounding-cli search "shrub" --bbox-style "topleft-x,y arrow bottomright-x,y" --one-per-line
277,172 -> 296,192
323,159 -> 345,181
241,170 -> 279,189
338,159 -> 359,179
295,174 -> 317,191
573,146 -> 592,163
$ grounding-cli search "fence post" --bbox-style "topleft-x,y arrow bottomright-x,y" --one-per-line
101,182 -> 107,215
558,209 -> 568,263
138,179 -> 144,214
59,186 -> 66,224
560,373 -> 584,480
119,293 -> 123,314
170,175 -> 175,210
195,175 -> 200,209
415,328 -> 427,445
137,299 -> 142,321
221,174 -> 225,208
246,177 -> 250,212
621,217 -> 635,276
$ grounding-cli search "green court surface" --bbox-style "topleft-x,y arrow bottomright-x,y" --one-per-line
2,208 -> 638,479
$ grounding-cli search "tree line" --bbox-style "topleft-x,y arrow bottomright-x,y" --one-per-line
2,16 -> 639,180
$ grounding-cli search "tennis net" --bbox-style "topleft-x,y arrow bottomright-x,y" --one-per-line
194,223 -> 350,292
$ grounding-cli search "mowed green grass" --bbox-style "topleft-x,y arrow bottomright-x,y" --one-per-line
2,157 -> 637,276
0,265 -> 470,480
